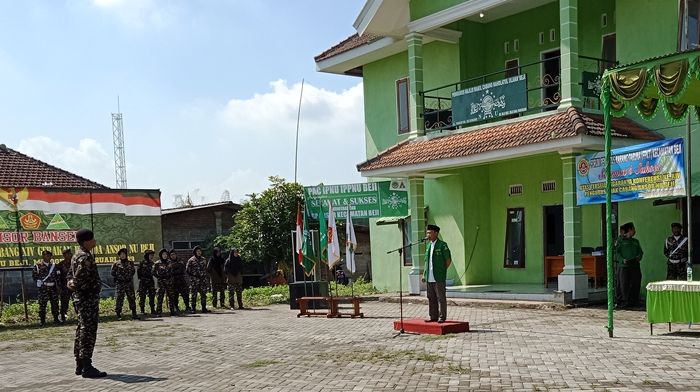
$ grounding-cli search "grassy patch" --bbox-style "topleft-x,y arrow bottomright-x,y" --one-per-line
333,348 -> 445,364
242,359 -> 279,368
441,363 -> 471,374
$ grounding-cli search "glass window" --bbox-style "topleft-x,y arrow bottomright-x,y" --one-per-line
401,217 -> 412,266
504,208 -> 525,268
396,78 -> 410,134
680,0 -> 700,50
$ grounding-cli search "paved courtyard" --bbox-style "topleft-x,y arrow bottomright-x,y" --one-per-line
1,299 -> 699,391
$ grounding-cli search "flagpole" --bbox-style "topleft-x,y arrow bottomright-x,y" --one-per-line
293,78 -> 305,184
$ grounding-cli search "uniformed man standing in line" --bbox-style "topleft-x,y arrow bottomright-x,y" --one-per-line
137,250 -> 156,315
153,248 -> 176,316
110,248 -> 139,320
664,222 -> 688,280
207,247 -> 227,308
186,246 -> 209,313
32,250 -> 62,326
56,249 -> 73,323
68,228 -> 107,378
225,249 -> 245,310
169,249 -> 190,313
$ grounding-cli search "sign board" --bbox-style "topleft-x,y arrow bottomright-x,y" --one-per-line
0,188 -> 162,268
582,71 -> 603,98
304,180 -> 408,220
576,138 -> 686,205
451,74 -> 527,126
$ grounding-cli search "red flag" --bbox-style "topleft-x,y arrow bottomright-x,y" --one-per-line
295,203 -> 303,265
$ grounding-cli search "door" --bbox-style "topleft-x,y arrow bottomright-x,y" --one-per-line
544,205 -> 564,257
541,49 -> 561,110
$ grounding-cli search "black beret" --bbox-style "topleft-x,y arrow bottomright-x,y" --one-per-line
426,224 -> 441,232
117,248 -> 128,255
42,250 -> 53,256
76,228 -> 94,244
62,248 -> 72,255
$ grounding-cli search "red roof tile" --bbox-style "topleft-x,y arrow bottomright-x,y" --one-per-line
315,33 -> 381,62
357,107 -> 659,172
0,144 -> 107,189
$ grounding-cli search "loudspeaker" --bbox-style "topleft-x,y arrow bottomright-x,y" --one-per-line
288,281 -> 329,309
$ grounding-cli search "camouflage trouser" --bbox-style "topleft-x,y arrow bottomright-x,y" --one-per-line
38,285 -> 59,321
227,282 -> 243,309
667,262 -> 687,280
189,278 -> 208,310
173,278 -> 189,310
59,286 -> 71,317
210,281 -> 226,307
73,294 -> 100,360
115,282 -> 137,315
156,280 -> 176,314
138,281 -> 156,313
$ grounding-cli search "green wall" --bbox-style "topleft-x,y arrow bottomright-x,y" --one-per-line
488,154 -> 563,284
409,0 -> 464,21
616,0 -> 678,65
367,218 -> 407,291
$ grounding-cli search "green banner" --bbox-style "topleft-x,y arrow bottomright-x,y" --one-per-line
582,71 -> 603,98
0,188 -> 162,268
304,180 -> 408,220
451,74 -> 527,126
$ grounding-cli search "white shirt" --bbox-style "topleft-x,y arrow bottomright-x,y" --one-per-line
428,240 -> 437,283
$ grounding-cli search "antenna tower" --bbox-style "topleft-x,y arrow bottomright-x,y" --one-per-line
112,97 -> 127,189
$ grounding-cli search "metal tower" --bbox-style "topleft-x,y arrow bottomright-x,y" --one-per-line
112,97 -> 127,189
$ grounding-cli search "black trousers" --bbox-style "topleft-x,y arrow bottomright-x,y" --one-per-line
426,281 -> 447,321
616,263 -> 641,308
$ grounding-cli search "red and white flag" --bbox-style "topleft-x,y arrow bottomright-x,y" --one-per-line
295,203 -> 303,265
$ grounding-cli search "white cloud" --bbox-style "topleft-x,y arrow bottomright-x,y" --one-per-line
17,136 -> 114,187
218,80 -> 365,140
91,0 -> 178,28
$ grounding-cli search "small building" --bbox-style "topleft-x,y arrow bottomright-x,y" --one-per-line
161,201 -> 240,261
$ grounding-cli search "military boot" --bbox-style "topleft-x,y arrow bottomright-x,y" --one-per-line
39,314 -> 46,327
212,297 -> 218,308
81,359 -> 107,378
131,310 -> 140,320
75,358 -> 83,376
201,300 -> 210,313
53,315 -> 62,325
140,305 -> 145,314
116,312 -> 122,321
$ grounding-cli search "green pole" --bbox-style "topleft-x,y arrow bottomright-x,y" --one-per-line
603,84 -> 614,338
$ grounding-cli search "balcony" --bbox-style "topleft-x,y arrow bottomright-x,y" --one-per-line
420,55 -> 615,132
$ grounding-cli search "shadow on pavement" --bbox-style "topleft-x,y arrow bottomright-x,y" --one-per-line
105,374 -> 167,383
665,331 -> 700,338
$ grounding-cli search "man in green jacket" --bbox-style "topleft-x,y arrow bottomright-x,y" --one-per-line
615,222 -> 643,309
422,224 -> 451,323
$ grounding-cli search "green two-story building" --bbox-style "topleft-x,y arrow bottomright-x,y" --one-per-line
316,0 -> 699,301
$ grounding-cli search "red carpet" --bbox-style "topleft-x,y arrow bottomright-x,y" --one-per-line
393,318 -> 470,335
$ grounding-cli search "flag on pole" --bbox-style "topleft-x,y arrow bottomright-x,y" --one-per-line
327,200 -> 341,269
345,204 -> 357,273
295,202 -> 303,266
319,201 -> 327,264
301,204 -> 315,276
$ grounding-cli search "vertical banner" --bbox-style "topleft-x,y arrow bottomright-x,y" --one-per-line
576,138 -> 686,205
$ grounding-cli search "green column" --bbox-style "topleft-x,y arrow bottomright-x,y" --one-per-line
408,176 -> 426,294
559,0 -> 581,108
406,32 -> 425,138
559,152 -> 588,300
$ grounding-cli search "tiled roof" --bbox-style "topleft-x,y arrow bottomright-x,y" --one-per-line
0,144 -> 107,189
357,107 -> 659,172
162,201 -> 240,215
315,33 -> 381,62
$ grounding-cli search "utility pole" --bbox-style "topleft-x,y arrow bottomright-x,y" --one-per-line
112,97 -> 127,189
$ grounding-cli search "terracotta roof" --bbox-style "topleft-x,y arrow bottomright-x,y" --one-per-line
315,33 -> 381,62
357,107 -> 659,172
0,144 -> 107,189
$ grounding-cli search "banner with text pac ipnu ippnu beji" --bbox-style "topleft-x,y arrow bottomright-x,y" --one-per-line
304,180 -> 408,220
0,187 -> 162,268
575,138 -> 686,205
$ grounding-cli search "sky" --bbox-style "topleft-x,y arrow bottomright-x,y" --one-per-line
0,0 -> 367,207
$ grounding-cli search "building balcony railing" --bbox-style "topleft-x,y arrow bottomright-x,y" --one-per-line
420,55 -> 616,132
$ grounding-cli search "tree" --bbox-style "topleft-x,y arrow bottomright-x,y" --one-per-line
173,193 -> 194,207
215,176 -> 302,274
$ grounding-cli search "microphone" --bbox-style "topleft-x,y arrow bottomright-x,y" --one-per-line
421,236 -> 429,242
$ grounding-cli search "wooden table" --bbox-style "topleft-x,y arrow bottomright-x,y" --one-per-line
329,296 -> 364,318
544,255 -> 606,288
296,296 -> 335,318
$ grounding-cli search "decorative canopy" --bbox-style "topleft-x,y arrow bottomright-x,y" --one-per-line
602,49 -> 700,122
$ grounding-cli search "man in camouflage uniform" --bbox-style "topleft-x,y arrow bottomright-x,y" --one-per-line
207,247 -> 226,308
56,249 -> 73,322
137,249 -> 156,315
664,222 -> 689,280
68,228 -> 107,378
32,250 -> 61,326
186,246 -> 209,313
169,249 -> 190,312
225,249 -> 245,309
153,248 -> 176,316
110,248 -> 139,320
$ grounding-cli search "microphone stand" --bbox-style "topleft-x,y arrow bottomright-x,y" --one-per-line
387,238 -> 425,337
